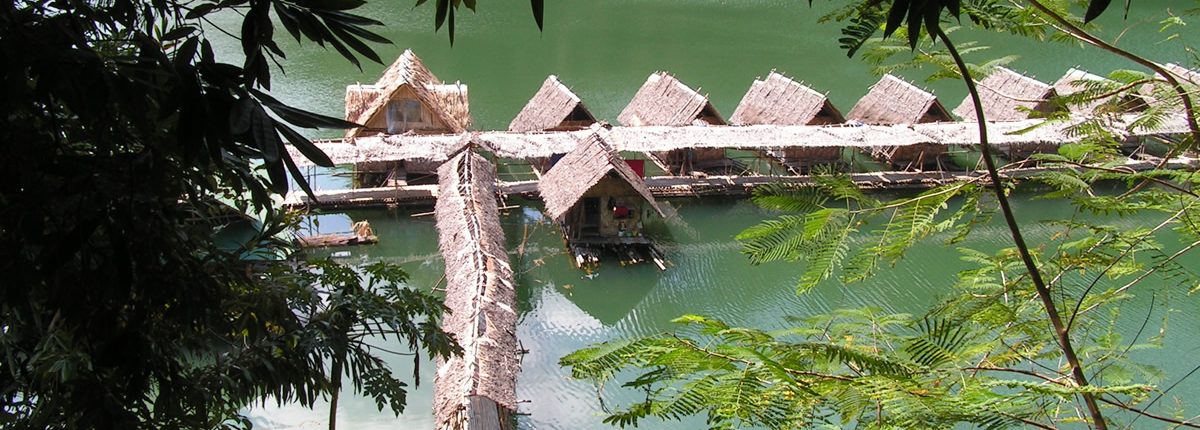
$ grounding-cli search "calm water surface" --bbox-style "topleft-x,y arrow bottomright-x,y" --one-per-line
229,1 -> 1200,428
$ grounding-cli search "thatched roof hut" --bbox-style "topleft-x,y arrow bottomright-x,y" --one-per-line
618,72 -> 725,126
539,131 -> 664,222
728,71 -> 845,172
344,49 -> 471,138
1053,68 -> 1146,114
845,74 -> 952,168
432,149 -> 519,430
730,71 -> 845,126
1140,63 -> 1200,112
509,75 -> 597,132
953,67 -> 1058,122
1165,63 -> 1200,85
847,74 -> 952,125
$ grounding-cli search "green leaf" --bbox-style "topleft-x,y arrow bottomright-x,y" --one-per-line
531,0 -> 544,30
274,120 -> 334,167
1084,0 -> 1113,23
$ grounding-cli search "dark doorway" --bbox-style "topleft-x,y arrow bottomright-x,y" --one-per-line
581,197 -> 600,236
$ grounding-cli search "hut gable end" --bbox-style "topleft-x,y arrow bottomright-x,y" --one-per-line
953,66 -> 1058,122
618,72 -> 725,126
539,132 -> 663,221
847,74 -> 950,125
1052,67 -> 1139,114
730,71 -> 844,126
509,75 -> 596,132
344,49 -> 471,138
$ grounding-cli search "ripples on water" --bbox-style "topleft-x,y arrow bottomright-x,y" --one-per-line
253,195 -> 1200,429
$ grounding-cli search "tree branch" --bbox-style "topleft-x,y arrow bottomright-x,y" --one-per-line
932,25 -> 1109,430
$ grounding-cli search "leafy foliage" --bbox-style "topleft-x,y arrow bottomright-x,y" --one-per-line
0,0 -> 462,427
413,0 -> 545,44
566,158 -> 1200,428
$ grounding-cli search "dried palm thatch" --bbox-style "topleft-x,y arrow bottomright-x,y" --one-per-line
606,124 -> 926,151
1053,68 -> 1146,114
618,72 -> 725,126
288,115 -> 1186,169
539,130 -> 664,221
727,71 -> 845,171
345,86 -> 387,127
848,74 -> 951,125
953,67 -> 1058,122
345,49 -> 471,138
730,71 -> 845,126
287,135 -> 465,168
912,118 -> 1093,157
480,129 -> 591,159
1140,63 -> 1200,113
1165,63 -> 1200,86
846,74 -> 951,166
509,76 -> 597,132
433,150 -> 519,430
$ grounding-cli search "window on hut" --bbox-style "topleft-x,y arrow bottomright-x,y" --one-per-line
386,99 -> 423,133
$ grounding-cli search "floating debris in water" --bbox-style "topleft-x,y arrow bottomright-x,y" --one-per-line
331,251 -> 352,258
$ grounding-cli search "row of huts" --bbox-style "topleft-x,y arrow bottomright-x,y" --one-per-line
342,50 -> 1197,184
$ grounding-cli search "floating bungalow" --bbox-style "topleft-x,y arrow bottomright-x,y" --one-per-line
509,75 -> 597,132
344,49 -> 471,186
1053,68 -> 1146,115
730,71 -> 845,173
1165,63 -> 1200,86
953,67 -> 1061,158
618,72 -> 731,176
539,131 -> 667,270
953,67 -> 1058,122
508,75 -> 598,176
847,74 -> 953,169
1141,63 -> 1200,113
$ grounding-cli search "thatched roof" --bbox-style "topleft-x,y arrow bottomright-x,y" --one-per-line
345,49 -> 471,138
618,72 -> 725,126
509,75 -> 596,132
288,114 -> 1194,167
847,74 -> 950,124
432,150 -> 519,428
911,118 -> 1116,146
1165,63 -> 1200,86
607,124 -> 930,151
1052,67 -> 1148,114
538,131 -> 664,221
953,67 -> 1058,122
730,71 -> 845,125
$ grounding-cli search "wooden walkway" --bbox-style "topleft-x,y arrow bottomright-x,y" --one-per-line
431,151 -> 519,430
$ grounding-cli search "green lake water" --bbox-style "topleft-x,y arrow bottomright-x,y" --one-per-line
223,1 -> 1200,428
